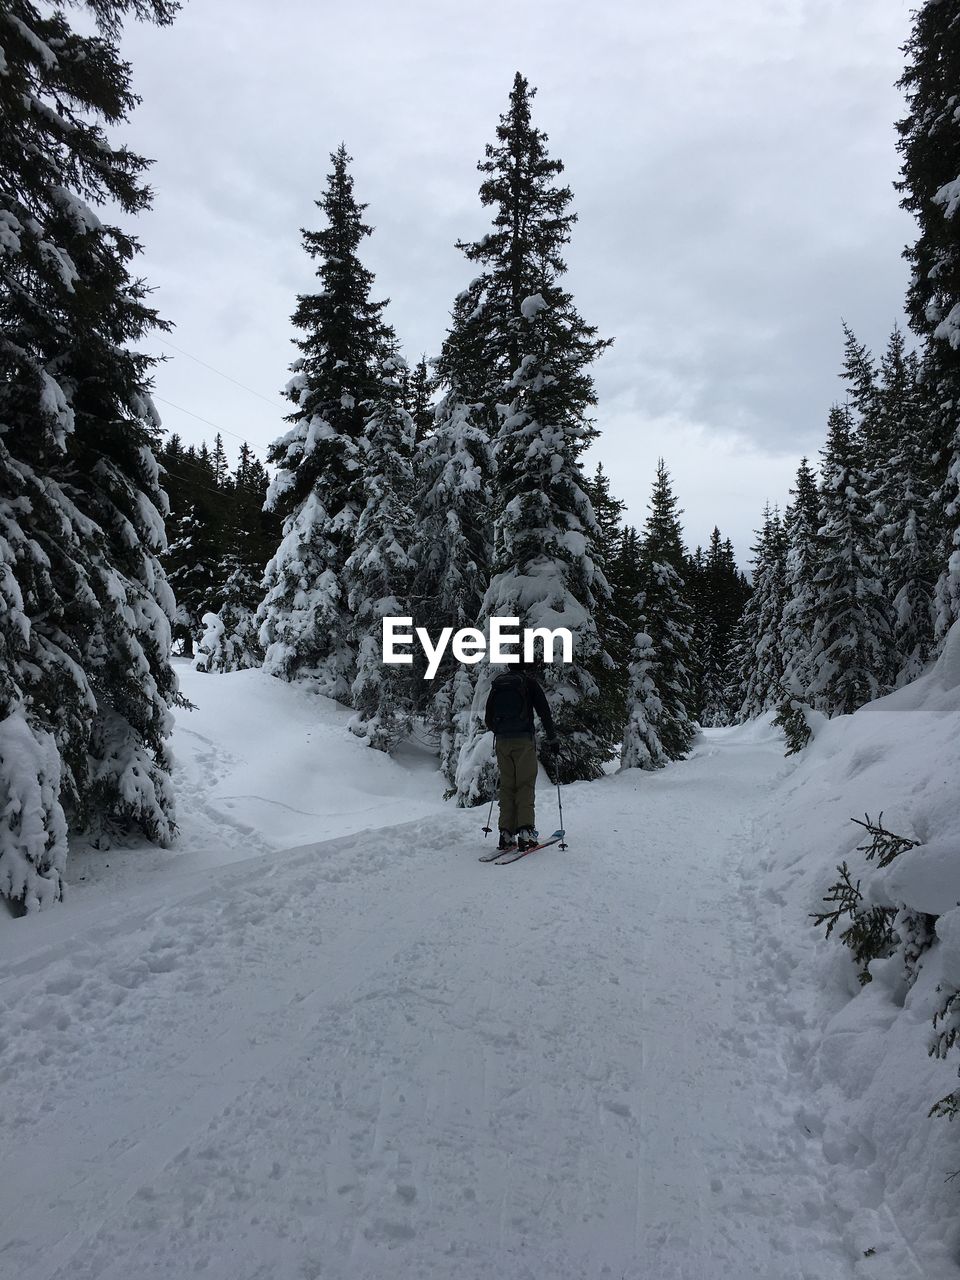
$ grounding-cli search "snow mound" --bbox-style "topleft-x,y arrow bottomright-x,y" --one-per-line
702,708 -> 783,745
749,636 -> 960,1272
57,660 -> 445,904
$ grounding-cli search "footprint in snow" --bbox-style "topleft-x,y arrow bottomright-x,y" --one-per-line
603,1100 -> 632,1118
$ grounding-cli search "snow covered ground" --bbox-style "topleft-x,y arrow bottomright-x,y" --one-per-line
742,625 -> 960,1278
3,655 -> 960,1278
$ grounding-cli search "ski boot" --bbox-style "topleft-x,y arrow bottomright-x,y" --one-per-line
516,826 -> 539,852
498,830 -> 517,852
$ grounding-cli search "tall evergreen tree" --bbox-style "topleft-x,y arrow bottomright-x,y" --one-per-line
421,254 -> 499,787
0,0 -> 180,908
258,147 -> 395,699
781,457 -> 821,698
692,527 -> 749,725
621,462 -> 696,767
404,356 -> 436,443
451,75 -> 615,801
808,405 -> 892,715
897,1 -> 960,644
607,524 -> 645,647
345,359 -> 417,751
583,462 -> 631,734
409,390 -> 496,788
840,323 -> 883,469
876,329 -> 939,683
210,432 -> 228,487
732,506 -> 789,720
686,545 -> 708,722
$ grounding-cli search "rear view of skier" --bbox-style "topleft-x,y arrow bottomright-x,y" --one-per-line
485,660 -> 559,852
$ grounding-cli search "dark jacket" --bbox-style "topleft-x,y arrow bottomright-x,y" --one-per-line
484,672 -> 557,741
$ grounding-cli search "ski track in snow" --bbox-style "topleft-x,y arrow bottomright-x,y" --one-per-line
1,721 -> 878,1277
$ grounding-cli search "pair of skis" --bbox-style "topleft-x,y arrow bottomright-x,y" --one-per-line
478,829 -> 566,866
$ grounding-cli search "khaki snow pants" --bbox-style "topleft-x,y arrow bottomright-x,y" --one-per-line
496,736 -> 538,832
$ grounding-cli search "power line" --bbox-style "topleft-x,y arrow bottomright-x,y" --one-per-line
153,394 -> 252,445
159,463 -> 231,501
156,335 -> 288,411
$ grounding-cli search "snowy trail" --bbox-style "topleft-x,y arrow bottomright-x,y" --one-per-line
1,732 -> 863,1279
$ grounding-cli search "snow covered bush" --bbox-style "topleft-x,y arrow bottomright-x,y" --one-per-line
195,606 -> 261,674
620,630 -> 666,770
194,561 -> 264,674
772,697 -> 814,755
194,614 -> 225,673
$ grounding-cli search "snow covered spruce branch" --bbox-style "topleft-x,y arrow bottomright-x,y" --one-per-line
851,811 -> 921,868
811,815 -> 929,988
931,990 -> 960,1119
810,861 -> 897,985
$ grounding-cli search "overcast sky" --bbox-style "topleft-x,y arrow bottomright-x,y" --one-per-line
109,0 -> 917,563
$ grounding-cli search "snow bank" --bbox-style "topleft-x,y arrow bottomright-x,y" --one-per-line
750,620 -> 960,1272
53,660 -> 445,907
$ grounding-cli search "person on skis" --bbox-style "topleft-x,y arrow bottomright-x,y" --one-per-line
484,658 -> 559,853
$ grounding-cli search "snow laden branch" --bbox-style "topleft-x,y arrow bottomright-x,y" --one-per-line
851,811 -> 922,869
811,815 -> 927,987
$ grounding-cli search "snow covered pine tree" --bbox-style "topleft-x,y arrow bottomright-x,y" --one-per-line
621,461 -> 697,769
732,504 -> 789,720
807,405 -> 892,716
861,327 -> 939,686
409,388 -> 496,789
345,358 -> 417,750
686,527 -> 749,726
897,0 -> 960,647
449,74 -> 614,804
258,147 -> 395,700
0,0 -> 181,910
780,457 -> 820,701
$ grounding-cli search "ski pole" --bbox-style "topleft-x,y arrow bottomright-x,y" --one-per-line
482,792 -> 495,837
549,745 -> 567,849
555,773 -> 567,849
482,767 -> 499,837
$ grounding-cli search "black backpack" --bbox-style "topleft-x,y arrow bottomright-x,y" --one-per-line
488,672 -> 532,736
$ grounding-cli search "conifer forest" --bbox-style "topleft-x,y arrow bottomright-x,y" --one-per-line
2,0 -> 958,908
